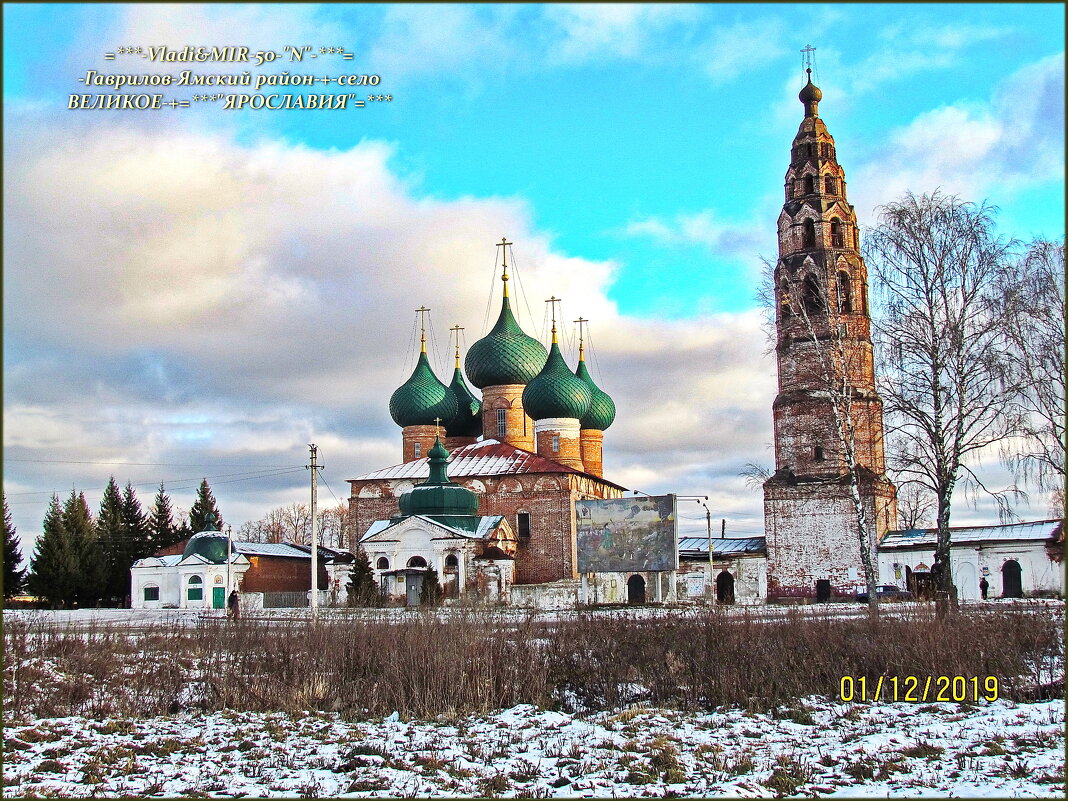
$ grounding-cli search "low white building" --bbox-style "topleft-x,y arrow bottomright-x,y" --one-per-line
677,536 -> 768,605
877,520 -> 1064,601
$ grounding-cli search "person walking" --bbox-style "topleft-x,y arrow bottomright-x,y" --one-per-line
227,589 -> 241,620
979,577 -> 989,601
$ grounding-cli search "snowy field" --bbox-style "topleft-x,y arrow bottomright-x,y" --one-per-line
2,698 -> 1064,797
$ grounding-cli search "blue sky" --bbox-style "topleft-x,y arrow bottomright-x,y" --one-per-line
3,3 -> 1064,548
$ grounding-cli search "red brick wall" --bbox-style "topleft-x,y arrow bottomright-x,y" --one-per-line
480,385 -> 535,451
239,556 -> 329,593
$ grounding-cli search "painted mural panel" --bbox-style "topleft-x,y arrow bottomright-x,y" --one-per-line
576,495 -> 678,573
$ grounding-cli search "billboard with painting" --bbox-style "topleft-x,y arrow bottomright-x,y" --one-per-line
576,495 -> 678,573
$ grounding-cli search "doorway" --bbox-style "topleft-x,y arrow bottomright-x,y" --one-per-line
627,574 -> 646,604
405,573 -> 424,606
715,571 -> 735,604
815,579 -> 831,603
212,586 -> 225,609
1001,560 -> 1023,598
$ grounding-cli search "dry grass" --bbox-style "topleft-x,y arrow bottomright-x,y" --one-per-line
3,605 -> 1061,721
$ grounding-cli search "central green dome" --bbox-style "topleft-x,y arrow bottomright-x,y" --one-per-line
465,294 -> 548,388
576,356 -> 616,430
389,350 -> 458,428
522,339 -> 592,421
399,438 -> 479,516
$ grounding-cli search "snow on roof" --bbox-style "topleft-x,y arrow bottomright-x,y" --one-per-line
133,554 -> 183,568
361,514 -> 506,542
349,440 -> 627,489
679,536 -> 766,556
230,542 -> 351,560
880,519 -> 1063,550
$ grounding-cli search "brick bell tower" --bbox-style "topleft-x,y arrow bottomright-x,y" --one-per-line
763,67 -> 897,602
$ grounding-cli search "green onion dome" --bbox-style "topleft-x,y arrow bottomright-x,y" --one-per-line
575,353 -> 616,431
389,349 -> 458,428
182,514 -> 228,563
399,438 -> 479,516
465,292 -> 548,388
522,338 -> 593,421
445,361 -> 483,438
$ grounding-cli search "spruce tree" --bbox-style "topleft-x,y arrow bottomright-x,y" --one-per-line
63,490 -> 106,606
420,568 -> 441,606
188,479 -> 223,532
3,493 -> 27,598
121,482 -> 151,560
346,546 -> 378,607
148,483 -> 179,550
28,495 -> 77,607
97,476 -> 128,604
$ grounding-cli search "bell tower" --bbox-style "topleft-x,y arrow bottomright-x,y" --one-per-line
763,66 -> 897,602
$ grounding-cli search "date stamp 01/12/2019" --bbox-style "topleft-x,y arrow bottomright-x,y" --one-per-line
839,675 -> 1000,703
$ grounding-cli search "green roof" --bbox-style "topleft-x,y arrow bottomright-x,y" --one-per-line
398,438 -> 479,516
575,358 -> 616,430
182,532 -> 230,564
522,340 -> 592,421
445,366 -> 483,437
389,351 -> 458,427
465,296 -> 548,388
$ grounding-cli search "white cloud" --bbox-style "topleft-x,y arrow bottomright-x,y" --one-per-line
543,4 -> 698,65
693,19 -> 786,85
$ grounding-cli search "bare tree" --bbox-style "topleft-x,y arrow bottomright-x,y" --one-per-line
237,502 -> 353,549
896,482 -> 936,530
775,258 -> 882,616
865,190 -> 1025,606
998,238 -> 1066,517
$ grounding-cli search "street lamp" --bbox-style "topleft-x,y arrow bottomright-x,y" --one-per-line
677,495 -> 713,604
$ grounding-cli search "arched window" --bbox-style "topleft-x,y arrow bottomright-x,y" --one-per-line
187,575 -> 203,602
444,554 -> 459,568
836,271 -> 853,313
803,175 -> 814,195
802,219 -> 816,248
551,433 -> 560,452
824,175 -> 836,195
407,555 -> 427,569
413,442 -> 421,459
496,408 -> 507,438
802,273 -> 824,315
517,512 -> 531,539
376,557 -> 389,570
831,218 -> 844,248
814,446 -> 825,462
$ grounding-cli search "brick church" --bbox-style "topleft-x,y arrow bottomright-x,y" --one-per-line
762,69 -> 898,601
348,246 -> 626,590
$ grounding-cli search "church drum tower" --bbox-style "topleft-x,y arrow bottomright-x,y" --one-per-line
762,69 -> 897,602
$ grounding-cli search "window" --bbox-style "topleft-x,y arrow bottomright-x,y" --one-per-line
444,554 -> 459,569
187,575 -> 203,602
814,446 -> 825,462
376,557 -> 389,570
824,175 -> 836,195
831,218 -> 844,248
803,175 -> 814,195
802,219 -> 816,248
836,271 -> 852,313
407,555 -> 427,568
143,585 -> 160,602
414,442 -> 421,458
802,273 -> 824,314
517,512 -> 531,539
496,408 -> 507,438
551,433 -> 560,452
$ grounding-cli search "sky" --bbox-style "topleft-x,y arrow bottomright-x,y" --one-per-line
3,3 -> 1065,554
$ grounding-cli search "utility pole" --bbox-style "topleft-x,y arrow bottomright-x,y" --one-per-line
308,444 -> 321,615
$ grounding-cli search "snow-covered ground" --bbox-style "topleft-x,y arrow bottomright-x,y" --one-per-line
3,698 -> 1063,797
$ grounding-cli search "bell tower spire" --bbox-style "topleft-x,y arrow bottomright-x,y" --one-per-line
763,63 -> 897,603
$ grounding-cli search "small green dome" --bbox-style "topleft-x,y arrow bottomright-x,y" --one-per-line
522,340 -> 592,421
445,365 -> 483,438
465,295 -> 548,388
576,358 -> 616,430
399,438 -> 479,516
183,531 -> 229,564
389,351 -> 458,428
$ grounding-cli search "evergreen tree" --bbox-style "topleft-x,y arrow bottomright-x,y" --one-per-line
63,490 -> 106,605
420,568 -> 441,606
148,483 -> 179,550
121,482 -> 151,559
346,546 -> 378,607
28,495 -> 77,607
97,476 -> 128,604
188,479 -> 222,532
3,493 -> 27,598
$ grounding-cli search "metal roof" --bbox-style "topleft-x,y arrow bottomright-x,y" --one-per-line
350,439 -> 627,490
231,542 -> 350,561
879,520 -> 1063,550
679,536 -> 766,556
361,514 -> 506,542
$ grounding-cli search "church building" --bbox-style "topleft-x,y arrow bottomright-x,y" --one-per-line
762,68 -> 898,602
348,244 -> 627,593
